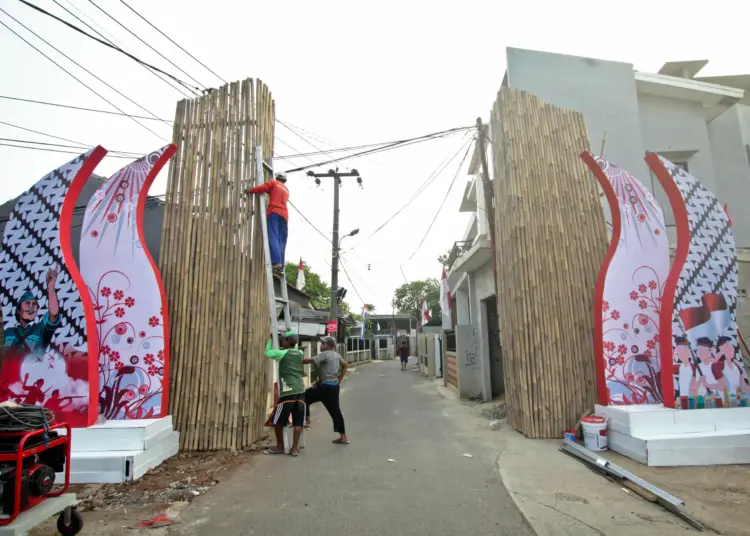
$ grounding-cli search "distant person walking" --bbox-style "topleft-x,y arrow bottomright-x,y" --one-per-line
248,172 -> 290,274
399,342 -> 410,371
304,336 -> 349,445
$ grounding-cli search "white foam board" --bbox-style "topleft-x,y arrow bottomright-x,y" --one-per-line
65,416 -> 174,452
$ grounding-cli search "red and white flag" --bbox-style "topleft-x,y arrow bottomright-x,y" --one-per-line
439,267 -> 451,312
421,298 -> 431,324
678,293 -> 730,344
296,258 -> 305,290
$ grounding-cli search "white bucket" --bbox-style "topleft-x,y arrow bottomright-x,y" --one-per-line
581,415 -> 608,451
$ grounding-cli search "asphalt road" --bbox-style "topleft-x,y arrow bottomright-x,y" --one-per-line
171,358 -> 535,536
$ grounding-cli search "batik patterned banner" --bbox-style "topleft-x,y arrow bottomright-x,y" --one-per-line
0,148 -> 106,427
79,146 -> 176,420
647,154 -> 750,409
582,153 -> 669,406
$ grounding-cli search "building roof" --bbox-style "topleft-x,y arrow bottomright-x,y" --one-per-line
657,60 -> 709,79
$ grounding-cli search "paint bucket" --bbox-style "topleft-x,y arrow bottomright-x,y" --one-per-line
563,430 -> 577,442
581,415 -> 608,451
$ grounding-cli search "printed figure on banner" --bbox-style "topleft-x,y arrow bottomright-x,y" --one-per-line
0,148 -> 106,427
647,154 -> 750,409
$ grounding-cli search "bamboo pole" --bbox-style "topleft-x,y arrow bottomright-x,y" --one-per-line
490,88 -> 607,438
160,79 -> 275,450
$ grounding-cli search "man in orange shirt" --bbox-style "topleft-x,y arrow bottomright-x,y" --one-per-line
248,172 -> 290,273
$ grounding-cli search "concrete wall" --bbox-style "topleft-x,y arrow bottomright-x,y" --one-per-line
709,106 -> 750,248
639,94 -> 717,225
455,325 -> 482,399
505,47 -> 649,180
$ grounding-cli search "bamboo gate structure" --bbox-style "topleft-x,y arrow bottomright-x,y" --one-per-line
159,79 -> 275,450
490,87 -> 608,438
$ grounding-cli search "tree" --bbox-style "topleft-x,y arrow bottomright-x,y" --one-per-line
437,247 -> 460,271
363,303 -> 376,313
393,279 -> 441,323
284,261 -> 352,314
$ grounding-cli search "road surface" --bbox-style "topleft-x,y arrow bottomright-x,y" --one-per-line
170,358 -> 534,536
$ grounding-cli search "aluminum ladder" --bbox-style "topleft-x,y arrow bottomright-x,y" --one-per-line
255,145 -> 292,401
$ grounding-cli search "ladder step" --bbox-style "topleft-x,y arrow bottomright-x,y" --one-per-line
275,297 -> 288,304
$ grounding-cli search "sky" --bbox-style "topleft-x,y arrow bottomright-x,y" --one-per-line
1,0 -> 749,314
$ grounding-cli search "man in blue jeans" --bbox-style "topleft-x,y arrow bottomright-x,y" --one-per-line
248,172 -> 290,273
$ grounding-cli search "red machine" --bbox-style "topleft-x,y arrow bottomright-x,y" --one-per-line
0,422 -> 81,534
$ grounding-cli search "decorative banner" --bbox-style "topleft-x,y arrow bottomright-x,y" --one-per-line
646,154 -> 750,409
581,153 -> 669,406
0,148 -> 106,427
79,146 -> 176,420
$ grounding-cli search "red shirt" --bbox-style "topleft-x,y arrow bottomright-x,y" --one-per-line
250,180 -> 289,220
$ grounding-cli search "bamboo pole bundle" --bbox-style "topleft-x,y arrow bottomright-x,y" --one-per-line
490,87 -> 607,438
159,79 -> 275,450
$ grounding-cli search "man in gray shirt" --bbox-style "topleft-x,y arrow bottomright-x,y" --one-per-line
304,336 -> 349,444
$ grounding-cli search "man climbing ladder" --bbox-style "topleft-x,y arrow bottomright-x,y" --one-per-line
248,172 -> 290,273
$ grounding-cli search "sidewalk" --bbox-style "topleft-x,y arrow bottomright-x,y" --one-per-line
497,421 -> 750,536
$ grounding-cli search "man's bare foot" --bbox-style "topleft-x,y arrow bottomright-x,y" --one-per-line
289,448 -> 300,457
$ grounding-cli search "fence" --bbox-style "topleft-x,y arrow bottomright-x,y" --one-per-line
490,87 -> 607,438
342,337 -> 371,364
159,79 -> 275,450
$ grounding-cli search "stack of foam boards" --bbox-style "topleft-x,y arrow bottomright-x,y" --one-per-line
596,404 -> 750,466
58,416 -> 179,484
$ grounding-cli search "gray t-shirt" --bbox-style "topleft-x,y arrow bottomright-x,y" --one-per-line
313,350 -> 345,384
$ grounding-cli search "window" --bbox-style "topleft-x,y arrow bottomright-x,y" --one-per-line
673,161 -> 689,173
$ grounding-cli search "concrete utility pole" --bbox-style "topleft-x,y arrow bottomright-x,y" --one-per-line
306,168 -> 362,322
475,118 -> 498,292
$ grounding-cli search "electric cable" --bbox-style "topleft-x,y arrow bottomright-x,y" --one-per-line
287,201 -> 330,244
87,0 -> 206,93
342,132 -> 476,253
0,404 -> 56,432
0,95 -> 172,122
404,136 -> 475,262
0,122 -> 143,156
338,256 -> 365,306
0,137 -> 142,158
277,120 -> 345,169
283,125 -> 474,173
0,141 -> 136,159
119,0 -> 228,85
16,0 -> 202,94
51,0 -> 193,98
0,10 -> 169,140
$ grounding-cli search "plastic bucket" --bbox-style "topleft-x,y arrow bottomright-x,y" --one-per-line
581,415 -> 608,451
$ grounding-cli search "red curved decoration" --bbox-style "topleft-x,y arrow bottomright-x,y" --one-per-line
79,146 -> 176,419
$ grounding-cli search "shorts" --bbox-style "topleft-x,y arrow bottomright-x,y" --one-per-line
400,355 -> 409,363
270,393 -> 306,428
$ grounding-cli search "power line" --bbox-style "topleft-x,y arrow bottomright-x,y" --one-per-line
283,125 -> 473,173
338,257 -> 365,306
0,142 -> 134,159
0,137 -> 142,158
16,0 -> 202,94
343,132 -> 476,252
119,0 -> 228,85
0,9 -> 168,140
405,136 -> 475,262
275,140 -> 402,160
277,120 -> 345,169
0,95 -> 172,122
86,0 -> 205,93
287,200 -> 330,244
0,121 -> 142,156
50,0 -> 193,98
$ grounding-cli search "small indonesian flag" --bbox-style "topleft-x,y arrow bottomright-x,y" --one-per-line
440,267 -> 451,312
421,298 -> 431,323
296,258 -> 305,290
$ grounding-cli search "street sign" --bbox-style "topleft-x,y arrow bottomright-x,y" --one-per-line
326,320 -> 337,334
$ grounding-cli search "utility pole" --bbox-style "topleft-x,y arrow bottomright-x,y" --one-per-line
476,118 -> 498,292
306,168 -> 362,323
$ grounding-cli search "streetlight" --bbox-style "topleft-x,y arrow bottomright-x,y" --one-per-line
339,228 -> 360,248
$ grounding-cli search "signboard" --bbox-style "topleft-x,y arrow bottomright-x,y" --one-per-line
326,320 -> 337,334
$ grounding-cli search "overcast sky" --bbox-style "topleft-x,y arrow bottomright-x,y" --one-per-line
1,0 -> 748,313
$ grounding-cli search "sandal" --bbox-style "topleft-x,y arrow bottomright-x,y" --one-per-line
289,450 -> 299,457
265,449 -> 286,455
332,439 -> 350,445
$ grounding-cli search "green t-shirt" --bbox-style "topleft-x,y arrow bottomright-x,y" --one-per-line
264,340 -> 305,396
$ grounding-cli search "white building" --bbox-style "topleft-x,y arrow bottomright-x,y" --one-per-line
445,48 -> 750,401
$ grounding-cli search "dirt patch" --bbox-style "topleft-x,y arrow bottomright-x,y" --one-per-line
29,436 -> 270,535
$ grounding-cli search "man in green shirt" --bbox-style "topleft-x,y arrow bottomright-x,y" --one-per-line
265,331 -> 307,456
